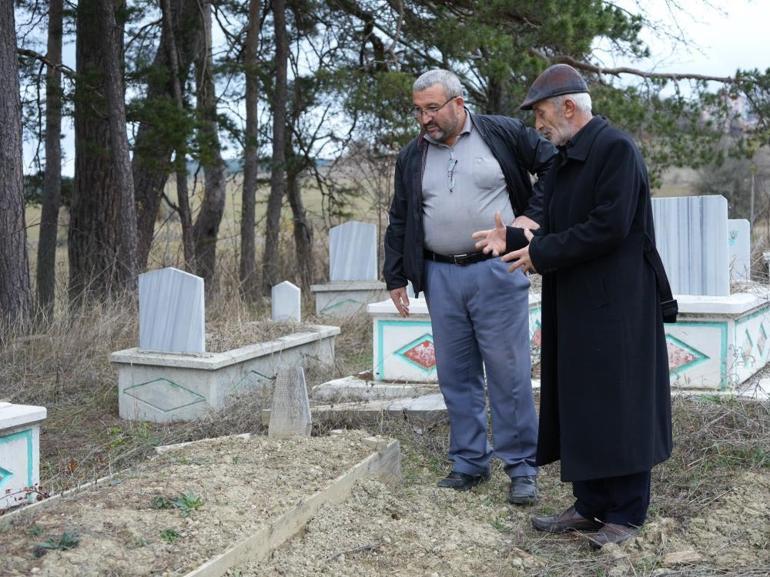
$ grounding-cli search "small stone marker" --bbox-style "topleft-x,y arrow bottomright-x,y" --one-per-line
728,218 -> 751,282
268,367 -> 311,438
329,221 -> 378,281
139,267 -> 205,353
272,281 -> 301,322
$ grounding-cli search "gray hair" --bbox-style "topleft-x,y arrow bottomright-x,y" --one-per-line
552,92 -> 592,114
413,69 -> 464,98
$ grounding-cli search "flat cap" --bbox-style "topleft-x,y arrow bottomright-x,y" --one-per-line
519,64 -> 588,110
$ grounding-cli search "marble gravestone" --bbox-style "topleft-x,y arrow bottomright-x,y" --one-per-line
268,366 -> 311,438
728,219 -> 751,283
652,195 -> 730,296
329,221 -> 378,281
139,268 -> 205,353
272,281 -> 301,322
0,402 -> 47,510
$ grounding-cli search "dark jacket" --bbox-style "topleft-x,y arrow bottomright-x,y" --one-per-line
529,116 -> 672,481
383,112 -> 556,295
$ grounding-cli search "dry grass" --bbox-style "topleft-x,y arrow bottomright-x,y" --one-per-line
1,281 -> 769,575
7,180 -> 770,575
0,264 -> 378,496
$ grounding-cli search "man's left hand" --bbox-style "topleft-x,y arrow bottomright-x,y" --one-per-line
502,243 -> 538,274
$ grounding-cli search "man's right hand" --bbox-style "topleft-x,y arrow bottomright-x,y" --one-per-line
389,286 -> 410,317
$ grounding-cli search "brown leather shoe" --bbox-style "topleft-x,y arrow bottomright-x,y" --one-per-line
587,523 -> 639,549
532,505 -> 603,533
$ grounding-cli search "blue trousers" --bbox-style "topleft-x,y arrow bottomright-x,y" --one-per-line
423,258 -> 538,478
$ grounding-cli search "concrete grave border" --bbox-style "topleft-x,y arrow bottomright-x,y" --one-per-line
112,325 -> 340,422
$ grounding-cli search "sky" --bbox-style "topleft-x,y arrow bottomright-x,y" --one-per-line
603,0 -> 768,78
21,0 -> 770,177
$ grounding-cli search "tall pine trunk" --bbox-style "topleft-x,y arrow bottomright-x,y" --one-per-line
69,0 -> 135,303
0,0 -> 32,324
287,162 -> 314,294
240,0 -> 261,301
37,0 -> 64,318
161,0 -> 194,270
99,0 -> 137,290
262,0 -> 288,295
133,0 -> 200,270
192,0 -> 226,291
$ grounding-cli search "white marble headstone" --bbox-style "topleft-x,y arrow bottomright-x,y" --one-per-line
268,366 -> 311,438
139,267 -> 205,353
652,195 -> 730,297
728,219 -> 751,283
272,281 -> 301,322
329,221 -> 378,281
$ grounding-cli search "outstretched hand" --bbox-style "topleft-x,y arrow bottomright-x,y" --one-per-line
472,211 -> 507,256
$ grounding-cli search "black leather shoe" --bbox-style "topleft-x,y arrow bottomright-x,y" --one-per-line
532,505 -> 603,533
508,475 -> 538,505
436,470 -> 491,491
587,523 -> 639,549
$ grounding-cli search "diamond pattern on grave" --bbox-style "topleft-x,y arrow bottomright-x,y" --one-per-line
233,370 -> 275,392
124,378 -> 206,413
0,466 -> 13,490
395,334 -> 436,372
742,329 -> 755,366
530,320 -> 542,350
666,334 -> 709,374
758,323 -> 768,357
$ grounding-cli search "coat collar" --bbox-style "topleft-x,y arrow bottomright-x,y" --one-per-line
560,116 -> 608,162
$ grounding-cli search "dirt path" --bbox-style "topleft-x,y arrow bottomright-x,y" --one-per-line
235,469 -> 770,577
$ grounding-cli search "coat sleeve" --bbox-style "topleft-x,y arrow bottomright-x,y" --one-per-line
529,138 -> 641,273
383,153 -> 409,290
517,125 -> 556,225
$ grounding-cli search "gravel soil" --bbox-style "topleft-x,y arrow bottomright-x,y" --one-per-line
233,461 -> 770,577
0,430 -> 378,577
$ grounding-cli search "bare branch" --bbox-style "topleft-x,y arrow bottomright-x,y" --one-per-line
17,48 -> 75,77
531,50 -> 735,84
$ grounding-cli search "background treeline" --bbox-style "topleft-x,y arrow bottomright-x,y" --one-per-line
1,0 -> 770,326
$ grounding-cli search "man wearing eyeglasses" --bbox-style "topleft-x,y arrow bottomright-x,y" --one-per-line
383,69 -> 556,504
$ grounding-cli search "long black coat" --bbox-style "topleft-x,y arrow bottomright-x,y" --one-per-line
529,116 -> 672,482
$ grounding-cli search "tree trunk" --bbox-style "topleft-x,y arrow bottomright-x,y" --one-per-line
133,0 -> 201,270
240,0 -> 261,301
192,0 -> 226,291
99,0 -> 137,291
69,0 -> 135,303
262,0 -> 288,295
287,163 -> 314,294
37,0 -> 63,318
161,0 -> 194,270
0,0 -> 32,324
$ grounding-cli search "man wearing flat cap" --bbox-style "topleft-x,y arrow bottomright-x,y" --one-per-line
473,64 -> 673,548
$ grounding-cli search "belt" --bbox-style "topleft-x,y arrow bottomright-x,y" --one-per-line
423,249 -> 495,266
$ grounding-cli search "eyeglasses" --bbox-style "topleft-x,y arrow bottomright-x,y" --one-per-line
412,95 -> 458,119
447,153 -> 457,193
